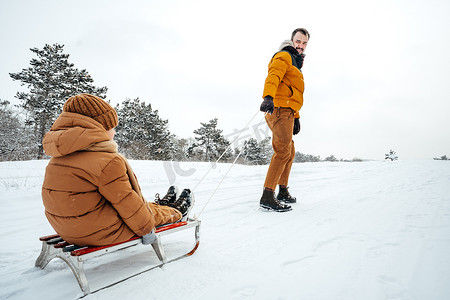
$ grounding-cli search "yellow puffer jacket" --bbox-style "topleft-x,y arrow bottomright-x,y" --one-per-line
262,47 -> 304,118
42,112 -> 155,246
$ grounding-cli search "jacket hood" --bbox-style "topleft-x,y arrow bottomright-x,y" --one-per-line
278,40 -> 294,51
43,112 -> 111,158
278,40 -> 306,58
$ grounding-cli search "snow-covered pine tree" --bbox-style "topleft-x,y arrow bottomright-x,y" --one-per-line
0,100 -> 34,161
242,138 -> 258,163
385,149 -> 398,161
115,98 -> 175,160
189,118 -> 231,162
294,152 -> 321,162
324,154 -> 338,162
241,137 -> 272,165
172,138 -> 193,161
9,43 -> 107,159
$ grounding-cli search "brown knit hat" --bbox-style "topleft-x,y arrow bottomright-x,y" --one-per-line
63,93 -> 118,131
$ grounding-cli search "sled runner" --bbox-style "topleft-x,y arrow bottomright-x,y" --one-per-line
35,219 -> 200,296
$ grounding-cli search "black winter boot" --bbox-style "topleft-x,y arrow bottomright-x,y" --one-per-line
260,189 -> 292,212
155,185 -> 179,206
277,187 -> 297,203
173,189 -> 195,221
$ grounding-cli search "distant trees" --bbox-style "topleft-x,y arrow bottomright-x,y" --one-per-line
9,43 -> 107,159
1,94 -> 373,164
294,153 -> 364,163
294,152 -> 321,163
1,97 -> 408,164
385,149 -> 398,161
240,137 -> 272,165
1,95 -> 378,164
0,100 -> 35,161
324,154 -> 338,162
115,98 -> 175,160
188,118 -> 231,161
433,155 -> 449,161
172,138 -> 193,161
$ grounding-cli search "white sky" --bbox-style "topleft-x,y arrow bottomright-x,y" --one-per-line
1,0 -> 449,160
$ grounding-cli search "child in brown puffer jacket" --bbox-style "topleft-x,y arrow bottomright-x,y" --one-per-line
42,93 -> 192,246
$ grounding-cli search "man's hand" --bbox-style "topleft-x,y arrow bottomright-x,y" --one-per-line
293,118 -> 300,135
142,229 -> 157,245
260,96 -> 274,114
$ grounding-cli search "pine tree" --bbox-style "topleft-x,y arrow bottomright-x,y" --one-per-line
189,118 -> 231,161
115,98 -> 175,160
9,43 -> 108,159
294,152 -> 321,162
325,154 -> 338,162
172,138 -> 193,161
0,100 -> 35,161
385,149 -> 398,161
241,137 -> 272,165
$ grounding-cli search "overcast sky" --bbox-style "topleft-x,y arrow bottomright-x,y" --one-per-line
1,0 -> 449,160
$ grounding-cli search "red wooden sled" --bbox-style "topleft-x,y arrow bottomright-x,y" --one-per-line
35,219 -> 201,295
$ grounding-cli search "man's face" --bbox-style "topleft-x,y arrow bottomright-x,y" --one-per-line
292,32 -> 308,54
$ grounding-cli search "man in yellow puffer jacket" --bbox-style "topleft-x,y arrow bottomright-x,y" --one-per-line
259,28 -> 310,212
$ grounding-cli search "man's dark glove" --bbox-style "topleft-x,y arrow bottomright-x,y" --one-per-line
293,118 -> 300,135
260,96 -> 274,114
142,229 -> 157,245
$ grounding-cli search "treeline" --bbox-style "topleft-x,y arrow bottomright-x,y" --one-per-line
0,43 -> 351,164
0,98 -> 255,163
0,97 -> 356,164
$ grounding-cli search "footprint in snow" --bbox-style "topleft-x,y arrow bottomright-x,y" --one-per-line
378,275 -> 415,300
231,285 -> 257,299
281,255 -> 316,275
365,243 -> 398,259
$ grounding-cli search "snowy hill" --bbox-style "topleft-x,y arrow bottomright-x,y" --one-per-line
1,159 -> 449,300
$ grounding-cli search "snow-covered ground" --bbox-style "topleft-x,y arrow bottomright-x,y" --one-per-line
1,159 -> 449,300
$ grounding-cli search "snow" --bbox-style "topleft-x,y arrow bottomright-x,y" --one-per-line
1,159 -> 449,300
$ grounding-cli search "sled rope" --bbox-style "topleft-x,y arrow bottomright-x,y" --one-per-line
192,110 -> 261,193
197,111 -> 266,218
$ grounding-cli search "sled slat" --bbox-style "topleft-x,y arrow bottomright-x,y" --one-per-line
39,234 -> 60,241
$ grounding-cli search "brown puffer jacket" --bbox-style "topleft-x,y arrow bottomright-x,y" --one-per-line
42,112 -> 155,246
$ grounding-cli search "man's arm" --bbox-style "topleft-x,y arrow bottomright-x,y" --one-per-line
262,51 -> 292,99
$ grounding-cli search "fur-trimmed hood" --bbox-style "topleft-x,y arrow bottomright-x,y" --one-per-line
278,39 -> 306,58
278,39 -> 295,51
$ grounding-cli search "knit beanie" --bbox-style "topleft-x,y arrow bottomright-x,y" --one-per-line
63,93 -> 118,131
